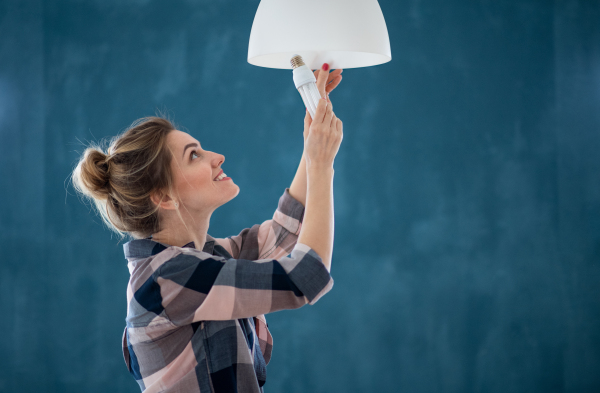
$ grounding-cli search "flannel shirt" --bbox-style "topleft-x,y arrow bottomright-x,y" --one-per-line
121,188 -> 334,392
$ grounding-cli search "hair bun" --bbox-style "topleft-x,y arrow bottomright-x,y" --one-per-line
70,116 -> 176,239
74,147 -> 111,199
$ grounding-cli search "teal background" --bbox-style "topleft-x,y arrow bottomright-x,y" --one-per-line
1,0 -> 599,392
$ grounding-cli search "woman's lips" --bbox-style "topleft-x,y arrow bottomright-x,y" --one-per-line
213,169 -> 224,180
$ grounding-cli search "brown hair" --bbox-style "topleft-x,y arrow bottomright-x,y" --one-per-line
71,116 -> 177,239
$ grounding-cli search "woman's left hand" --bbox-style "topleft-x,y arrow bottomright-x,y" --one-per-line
304,66 -> 343,142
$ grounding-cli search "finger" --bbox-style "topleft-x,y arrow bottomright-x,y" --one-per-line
328,69 -> 342,83
323,69 -> 342,85
330,113 -> 337,129
314,68 -> 342,82
336,118 -> 343,134
324,98 -> 334,124
314,97 -> 328,123
326,73 -> 342,86
313,69 -> 326,98
314,69 -> 342,97
316,64 -> 330,98
325,75 -> 342,94
314,69 -> 341,91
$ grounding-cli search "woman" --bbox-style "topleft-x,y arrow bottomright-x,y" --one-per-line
71,64 -> 344,393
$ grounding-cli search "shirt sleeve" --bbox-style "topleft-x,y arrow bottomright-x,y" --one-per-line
211,188 -> 304,261
152,242 -> 333,325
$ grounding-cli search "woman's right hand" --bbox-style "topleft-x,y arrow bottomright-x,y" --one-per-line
303,97 -> 343,168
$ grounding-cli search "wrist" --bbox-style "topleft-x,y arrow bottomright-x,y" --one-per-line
307,164 -> 334,177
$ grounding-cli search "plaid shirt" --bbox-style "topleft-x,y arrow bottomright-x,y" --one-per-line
121,188 -> 334,392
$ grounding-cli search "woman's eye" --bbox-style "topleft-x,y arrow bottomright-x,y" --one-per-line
191,151 -> 199,160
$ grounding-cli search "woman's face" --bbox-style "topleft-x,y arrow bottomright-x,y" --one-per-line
166,130 -> 239,215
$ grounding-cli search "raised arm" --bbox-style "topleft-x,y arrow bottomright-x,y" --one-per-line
296,96 -> 343,272
289,152 -> 308,207
289,65 -> 343,209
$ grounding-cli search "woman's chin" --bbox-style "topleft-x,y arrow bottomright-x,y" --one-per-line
225,184 -> 240,200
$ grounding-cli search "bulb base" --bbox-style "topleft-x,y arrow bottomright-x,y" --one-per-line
290,54 -> 305,69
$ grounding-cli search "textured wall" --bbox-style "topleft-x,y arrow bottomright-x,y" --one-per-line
1,0 -> 599,392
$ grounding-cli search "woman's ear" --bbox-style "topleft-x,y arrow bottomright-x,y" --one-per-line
150,189 -> 177,210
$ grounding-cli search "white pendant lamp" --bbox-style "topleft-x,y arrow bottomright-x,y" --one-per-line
248,0 -> 392,70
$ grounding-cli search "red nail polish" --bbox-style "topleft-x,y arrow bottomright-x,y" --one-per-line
322,63 -> 329,71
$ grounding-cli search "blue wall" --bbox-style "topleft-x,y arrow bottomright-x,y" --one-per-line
1,0 -> 599,392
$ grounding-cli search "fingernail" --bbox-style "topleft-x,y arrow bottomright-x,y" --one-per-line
322,63 -> 329,71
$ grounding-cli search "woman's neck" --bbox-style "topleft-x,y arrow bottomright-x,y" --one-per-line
151,214 -> 211,249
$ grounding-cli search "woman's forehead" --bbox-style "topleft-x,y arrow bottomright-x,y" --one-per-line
169,130 -> 199,147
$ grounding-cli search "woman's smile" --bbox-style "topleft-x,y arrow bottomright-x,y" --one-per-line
215,174 -> 231,181
213,169 -> 231,181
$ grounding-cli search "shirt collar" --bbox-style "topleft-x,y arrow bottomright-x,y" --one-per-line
123,234 -> 216,260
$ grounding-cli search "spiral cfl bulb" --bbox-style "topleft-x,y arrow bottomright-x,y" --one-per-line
290,55 -> 323,119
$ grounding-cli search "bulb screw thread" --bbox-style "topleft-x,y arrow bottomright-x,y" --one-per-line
290,55 -> 305,69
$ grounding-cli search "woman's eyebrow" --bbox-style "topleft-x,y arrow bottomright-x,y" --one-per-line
182,142 -> 199,159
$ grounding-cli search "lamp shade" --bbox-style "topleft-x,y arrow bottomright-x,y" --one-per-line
248,0 -> 391,70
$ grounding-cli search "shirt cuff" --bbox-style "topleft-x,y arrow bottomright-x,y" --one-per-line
273,188 -> 305,235
287,242 -> 334,305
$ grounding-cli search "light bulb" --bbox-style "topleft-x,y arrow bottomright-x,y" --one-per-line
290,55 -> 323,119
